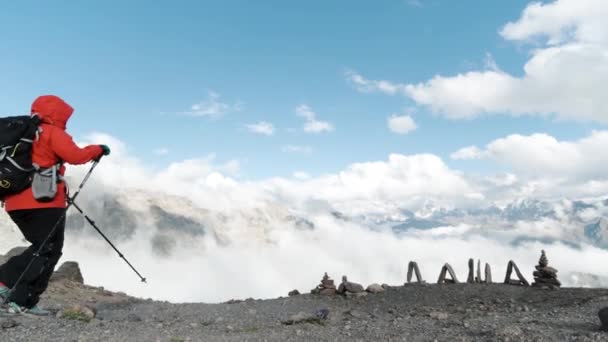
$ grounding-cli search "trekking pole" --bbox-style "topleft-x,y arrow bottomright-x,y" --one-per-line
4,160 -> 100,305
68,200 -> 147,283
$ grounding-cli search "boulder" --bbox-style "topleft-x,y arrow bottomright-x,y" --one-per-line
50,261 -> 84,284
5,246 -> 27,259
338,276 -> 364,294
366,283 -> 384,294
0,246 -> 28,264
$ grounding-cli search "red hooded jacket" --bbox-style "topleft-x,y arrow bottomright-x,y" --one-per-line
4,95 -> 103,211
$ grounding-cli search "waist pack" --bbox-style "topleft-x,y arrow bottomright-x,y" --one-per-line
31,163 -> 64,202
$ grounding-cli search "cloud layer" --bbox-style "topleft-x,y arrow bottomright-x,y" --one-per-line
1,129 -> 607,303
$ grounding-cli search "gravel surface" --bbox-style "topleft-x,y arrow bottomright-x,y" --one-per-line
2,282 -> 608,341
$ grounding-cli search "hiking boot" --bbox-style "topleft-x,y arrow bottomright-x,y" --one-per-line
2,302 -> 50,316
23,305 -> 50,316
0,283 -> 9,300
5,301 -> 23,314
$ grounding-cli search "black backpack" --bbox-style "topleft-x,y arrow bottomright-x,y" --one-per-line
0,115 -> 41,199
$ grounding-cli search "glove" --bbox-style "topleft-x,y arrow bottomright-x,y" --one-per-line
95,144 -> 111,161
100,145 -> 111,156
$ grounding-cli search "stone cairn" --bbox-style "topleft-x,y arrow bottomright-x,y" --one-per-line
467,259 -> 475,283
406,261 -> 424,284
504,260 -> 529,286
437,263 -> 459,284
532,250 -> 561,288
311,272 -> 337,295
484,263 -> 492,283
469,259 -> 492,284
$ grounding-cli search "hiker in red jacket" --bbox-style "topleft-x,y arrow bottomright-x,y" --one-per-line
0,95 -> 110,315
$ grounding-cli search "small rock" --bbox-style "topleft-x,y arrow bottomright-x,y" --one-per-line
366,284 -> 384,294
315,308 -> 330,320
226,325 -> 234,331
126,313 -> 142,322
282,311 -> 325,325
288,289 -> 300,297
1,318 -> 19,329
495,325 -> 523,338
429,312 -> 448,320
346,309 -> 366,319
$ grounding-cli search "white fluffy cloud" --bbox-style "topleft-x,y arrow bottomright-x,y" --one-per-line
456,130 -> 608,180
295,104 -> 334,133
183,91 -> 242,118
500,0 -> 608,45
246,121 -> 275,136
387,114 -> 417,134
347,0 -> 608,123
262,153 -> 483,216
448,130 -> 608,201
78,130 -> 608,217
451,146 -> 486,160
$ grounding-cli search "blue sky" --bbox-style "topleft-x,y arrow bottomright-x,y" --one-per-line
1,0 -> 605,179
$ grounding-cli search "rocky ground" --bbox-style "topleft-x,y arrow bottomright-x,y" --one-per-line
1,252 -> 608,341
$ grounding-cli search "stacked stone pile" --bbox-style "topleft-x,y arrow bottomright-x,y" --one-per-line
311,273 -> 337,295
532,250 -> 561,288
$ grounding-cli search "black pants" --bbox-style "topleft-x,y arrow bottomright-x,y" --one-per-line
0,208 -> 65,308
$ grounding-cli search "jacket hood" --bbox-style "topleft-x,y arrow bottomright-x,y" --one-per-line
30,95 -> 74,129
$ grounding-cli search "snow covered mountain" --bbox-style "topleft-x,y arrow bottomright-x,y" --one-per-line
2,189 -> 607,257
584,217 -> 608,249
2,188 -> 608,301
